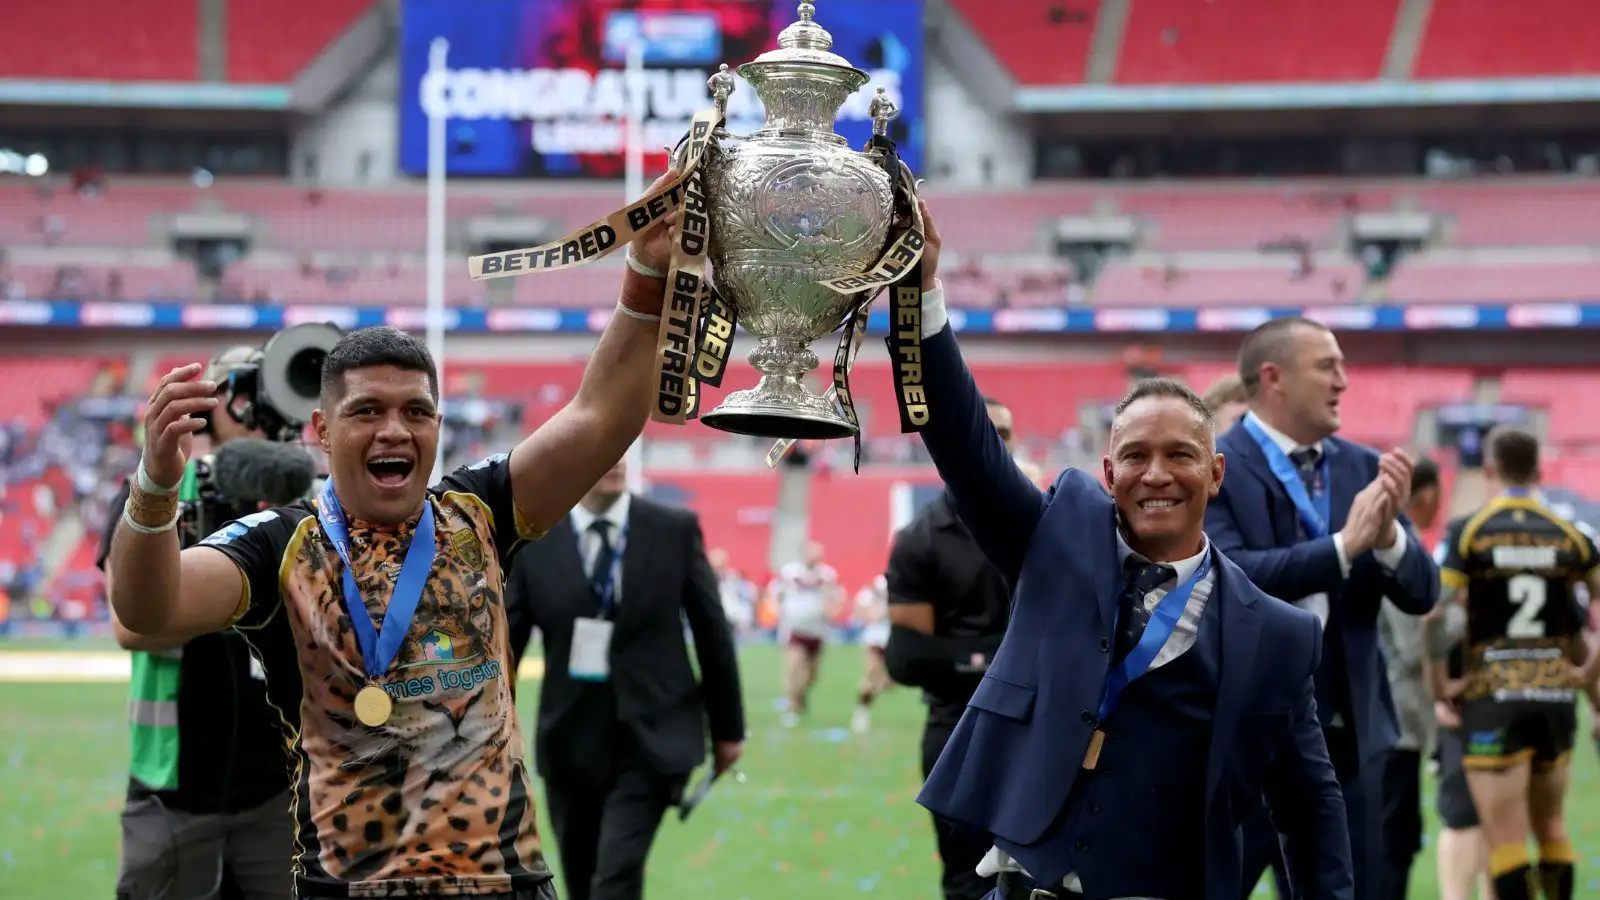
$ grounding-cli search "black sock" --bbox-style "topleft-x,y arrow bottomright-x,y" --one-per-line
1538,861 -> 1574,900
1491,865 -> 1534,900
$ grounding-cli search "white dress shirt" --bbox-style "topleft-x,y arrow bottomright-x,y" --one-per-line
976,535 -> 1216,895
569,492 -> 630,606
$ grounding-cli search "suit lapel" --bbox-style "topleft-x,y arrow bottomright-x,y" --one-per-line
1225,429 -> 1304,545
1206,559 -> 1261,809
1323,440 -> 1356,532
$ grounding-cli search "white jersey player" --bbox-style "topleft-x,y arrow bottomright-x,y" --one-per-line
853,574 -> 893,733
770,541 -> 839,727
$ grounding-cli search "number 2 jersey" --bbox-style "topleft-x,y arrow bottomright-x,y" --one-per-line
1438,491 -> 1600,704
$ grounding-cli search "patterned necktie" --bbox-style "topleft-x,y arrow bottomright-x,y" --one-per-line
588,519 -> 616,611
1289,446 -> 1321,494
1112,557 -> 1178,666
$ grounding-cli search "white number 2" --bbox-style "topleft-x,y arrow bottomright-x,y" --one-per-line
1507,574 -> 1548,638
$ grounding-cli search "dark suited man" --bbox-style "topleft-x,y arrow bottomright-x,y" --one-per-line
1205,316 -> 1440,900
884,394 -> 1018,900
504,457 -> 746,900
909,200 -> 1353,900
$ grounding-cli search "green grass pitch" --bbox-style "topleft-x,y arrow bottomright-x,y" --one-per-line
4,640 -> 1600,899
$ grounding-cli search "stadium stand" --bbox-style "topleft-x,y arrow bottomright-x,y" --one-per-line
1413,0 -> 1600,79
226,0 -> 375,83
1114,0 -> 1398,84
946,0 -> 1099,85
0,0 -> 197,81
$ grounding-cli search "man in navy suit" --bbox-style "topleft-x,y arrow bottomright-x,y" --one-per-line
907,201 -> 1353,900
1205,316 -> 1440,900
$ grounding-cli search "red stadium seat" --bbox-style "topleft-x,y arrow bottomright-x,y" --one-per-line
227,0 -> 377,83
1415,0 -> 1600,79
1115,0 -> 1398,84
946,0 -> 1100,86
0,0 -> 197,81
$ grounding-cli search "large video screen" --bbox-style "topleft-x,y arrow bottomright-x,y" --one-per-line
397,0 -> 925,179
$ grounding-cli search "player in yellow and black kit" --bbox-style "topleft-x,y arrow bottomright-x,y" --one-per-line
1433,427 -> 1600,900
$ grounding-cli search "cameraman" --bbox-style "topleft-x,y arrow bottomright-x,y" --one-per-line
96,345 -> 304,900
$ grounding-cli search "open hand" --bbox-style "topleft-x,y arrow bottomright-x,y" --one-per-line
142,363 -> 217,489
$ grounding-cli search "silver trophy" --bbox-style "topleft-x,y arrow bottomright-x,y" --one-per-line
689,0 -> 905,440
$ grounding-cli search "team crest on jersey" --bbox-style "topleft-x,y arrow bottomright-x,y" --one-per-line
451,528 -> 486,571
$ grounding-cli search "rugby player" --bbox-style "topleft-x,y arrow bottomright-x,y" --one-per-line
1432,427 -> 1600,900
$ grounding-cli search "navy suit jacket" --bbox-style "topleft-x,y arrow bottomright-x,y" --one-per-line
912,325 -> 1353,899
1205,422 -> 1440,766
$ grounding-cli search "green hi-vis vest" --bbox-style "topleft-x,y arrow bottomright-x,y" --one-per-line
126,460 -> 200,791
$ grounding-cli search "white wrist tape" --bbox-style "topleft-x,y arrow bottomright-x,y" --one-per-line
615,301 -> 662,322
625,252 -> 667,279
136,460 -> 180,496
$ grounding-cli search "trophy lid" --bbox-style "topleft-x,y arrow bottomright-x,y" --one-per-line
740,1 -> 868,80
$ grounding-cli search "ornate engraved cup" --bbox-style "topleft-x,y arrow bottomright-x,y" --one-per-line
690,0 -> 899,440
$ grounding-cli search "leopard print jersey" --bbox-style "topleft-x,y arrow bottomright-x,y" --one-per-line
209,459 -> 549,898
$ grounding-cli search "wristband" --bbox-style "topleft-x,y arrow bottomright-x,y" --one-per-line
122,505 -> 180,535
625,252 -> 667,279
615,301 -> 662,323
137,460 -> 179,496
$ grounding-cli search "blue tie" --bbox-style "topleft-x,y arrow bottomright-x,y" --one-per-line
1112,558 -> 1177,666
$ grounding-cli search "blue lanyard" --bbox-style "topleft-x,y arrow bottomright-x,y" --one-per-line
585,518 -> 627,620
1501,487 -> 1531,499
1098,551 -> 1212,722
316,481 -> 437,680
1241,416 -> 1330,539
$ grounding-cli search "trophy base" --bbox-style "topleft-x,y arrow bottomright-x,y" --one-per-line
700,376 -> 859,441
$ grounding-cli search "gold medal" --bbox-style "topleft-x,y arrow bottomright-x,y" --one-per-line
353,684 -> 393,727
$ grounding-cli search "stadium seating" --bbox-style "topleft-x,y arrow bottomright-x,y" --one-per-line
807,467 -> 940,594
1499,370 -> 1600,445
1414,0 -> 1600,79
0,0 -> 197,81
645,470 -> 780,583
1114,0 -> 1397,84
7,176 -> 1600,310
227,0 -> 375,83
946,0 -> 1099,86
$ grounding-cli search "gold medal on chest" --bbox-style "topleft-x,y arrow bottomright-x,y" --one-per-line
354,684 -> 394,727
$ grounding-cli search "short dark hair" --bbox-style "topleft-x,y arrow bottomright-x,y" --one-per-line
1237,316 -> 1329,397
320,326 -> 439,403
1411,457 -> 1440,494
1488,427 -> 1540,484
1114,377 -> 1215,435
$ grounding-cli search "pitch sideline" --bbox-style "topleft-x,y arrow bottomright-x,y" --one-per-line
0,650 -> 546,683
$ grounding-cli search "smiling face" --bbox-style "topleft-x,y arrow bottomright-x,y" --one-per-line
312,364 -> 442,525
1103,394 -> 1225,561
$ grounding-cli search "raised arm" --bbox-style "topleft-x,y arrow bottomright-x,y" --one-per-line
505,172 -> 679,536
106,365 -> 260,640
914,203 -> 1045,582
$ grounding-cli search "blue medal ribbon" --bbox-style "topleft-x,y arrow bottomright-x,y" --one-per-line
1098,551 -> 1212,722
1501,487 -> 1531,499
317,480 -> 437,681
1241,415 -> 1330,539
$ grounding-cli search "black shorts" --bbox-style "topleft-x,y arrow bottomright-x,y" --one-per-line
1434,728 -> 1480,830
1458,698 -> 1577,772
